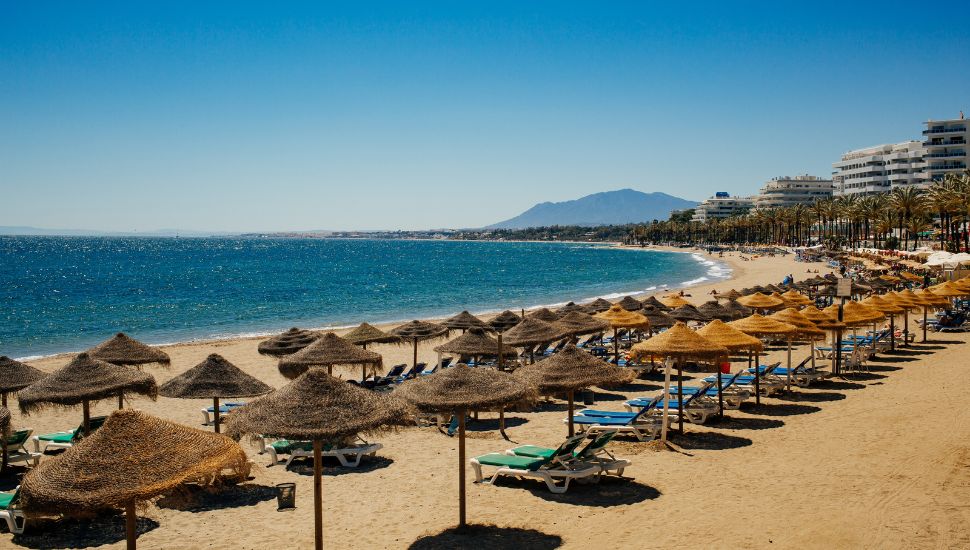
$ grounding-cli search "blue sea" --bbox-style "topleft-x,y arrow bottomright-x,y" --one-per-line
0,237 -> 729,360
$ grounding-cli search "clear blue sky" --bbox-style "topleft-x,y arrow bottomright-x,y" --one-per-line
2,2 -> 968,232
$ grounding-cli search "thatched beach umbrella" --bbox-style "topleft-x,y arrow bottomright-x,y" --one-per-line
18,353 -> 157,437
721,299 -> 753,319
696,320 -> 764,416
526,308 -> 560,323
488,310 -> 522,332
0,406 -> 10,471
769,292 -> 800,309
390,320 -> 449,378
556,311 -> 611,340
769,308 -> 826,389
158,354 -> 273,433
393,365 -> 536,527
667,304 -> 713,323
735,292 -> 785,312
637,305 -> 677,333
782,289 -> 814,307
728,315 -> 797,403
630,323 -> 729,437
585,298 -> 614,313
441,311 -> 492,333
617,296 -> 643,311
22,409 -> 250,550
930,280 -> 969,298
516,344 -> 634,437
0,356 -> 47,409
257,327 -> 321,357
227,370 -> 409,550
659,295 -> 692,309
278,332 -> 383,381
555,302 -> 593,317
342,323 -> 402,349
641,296 -> 672,312
718,289 -> 743,301
595,305 -> 650,364
434,328 -> 516,368
903,289 -> 941,342
696,300 -> 739,321
884,291 -> 922,347
502,317 -> 570,364
860,295 -> 907,350
86,333 -> 171,369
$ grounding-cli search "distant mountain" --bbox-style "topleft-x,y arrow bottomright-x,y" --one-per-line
0,226 -> 237,237
486,189 -> 698,229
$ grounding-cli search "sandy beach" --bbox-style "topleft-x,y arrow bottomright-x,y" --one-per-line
5,248 -> 967,549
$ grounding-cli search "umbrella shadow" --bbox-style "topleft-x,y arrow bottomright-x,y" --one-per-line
604,379 -> 662,393
841,373 -> 888,382
874,355 -> 920,363
865,364 -> 903,373
156,483 -> 277,512
409,524 -> 563,550
529,402 -> 570,413
0,466 -> 28,490
706,415 -> 785,430
465,417 -> 528,432
667,431 -> 753,450
815,380 -> 867,391
506,476 -> 660,507
10,512 -> 159,549
286,456 -> 394,477
745,403 -> 821,416
776,391 -> 845,403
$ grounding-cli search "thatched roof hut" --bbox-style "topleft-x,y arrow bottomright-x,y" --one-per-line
257,328 -> 321,357
637,305 -> 677,329
696,300 -> 739,321
556,311 -> 611,337
555,302 -> 593,317
278,332 -> 383,380
585,298 -> 614,313
525,308 -> 560,323
735,292 -> 785,311
86,333 -> 171,368
667,304 -> 713,323
433,328 -> 516,358
160,354 -> 272,399
342,323 -> 402,348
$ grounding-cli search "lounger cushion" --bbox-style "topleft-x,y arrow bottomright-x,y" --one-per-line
474,454 -> 547,470
508,446 -> 556,459
36,432 -> 74,443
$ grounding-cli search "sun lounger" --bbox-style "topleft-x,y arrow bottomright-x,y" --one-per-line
569,396 -> 670,441
31,415 -> 109,453
200,402 -> 247,426
421,357 -> 453,376
4,430 -> 41,468
621,382 -> 721,423
642,372 -> 750,411
257,435 -> 382,468
505,429 -> 631,477
471,434 -> 599,493
0,487 -> 25,534
396,363 -> 427,382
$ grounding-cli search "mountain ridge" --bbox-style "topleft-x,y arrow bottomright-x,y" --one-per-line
486,189 -> 698,229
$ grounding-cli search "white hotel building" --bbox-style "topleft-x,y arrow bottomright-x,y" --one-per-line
754,175 -> 834,208
690,192 -> 755,222
832,113 -> 967,197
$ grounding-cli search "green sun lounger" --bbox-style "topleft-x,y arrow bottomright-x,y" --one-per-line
471,434 -> 599,493
32,415 -> 109,453
0,487 -> 25,534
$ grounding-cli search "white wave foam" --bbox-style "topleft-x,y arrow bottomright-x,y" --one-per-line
680,277 -> 709,286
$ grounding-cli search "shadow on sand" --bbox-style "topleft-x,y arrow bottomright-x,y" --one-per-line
503,475 -> 661,507
157,483 -> 277,512
10,512 -> 159,549
746,403 -> 822,417
667,430 -> 753,450
776,391 -> 846,403
706,415 -> 785,430
409,524 -> 563,550
286,456 -> 394,477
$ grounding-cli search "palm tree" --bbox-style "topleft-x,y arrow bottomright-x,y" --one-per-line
907,213 -> 933,249
889,187 -> 925,250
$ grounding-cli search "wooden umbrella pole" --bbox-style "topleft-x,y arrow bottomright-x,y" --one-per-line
412,340 -> 419,378
889,315 -> 896,351
923,307 -> 928,342
567,390 -> 575,437
1,438 -> 6,472
497,333 -> 504,371
717,359 -> 724,419
903,312 -> 910,347
458,411 -> 467,527
786,339 -> 792,391
613,327 -> 619,364
118,390 -> 124,410
677,357 -> 684,435
126,500 -> 137,550
83,400 -> 91,437
1,393 -> 6,409
754,353 -> 761,405
213,397 -> 221,434
661,358 -> 672,443
499,407 -> 508,440
314,439 -> 323,550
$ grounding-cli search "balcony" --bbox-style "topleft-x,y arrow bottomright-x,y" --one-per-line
923,127 -> 967,135
923,139 -> 966,147
924,151 -> 966,158
924,163 -> 967,172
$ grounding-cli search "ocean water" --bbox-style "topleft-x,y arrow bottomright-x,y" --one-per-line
0,237 -> 729,360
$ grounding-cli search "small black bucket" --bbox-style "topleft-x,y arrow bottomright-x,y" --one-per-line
582,389 -> 595,405
276,482 -> 296,509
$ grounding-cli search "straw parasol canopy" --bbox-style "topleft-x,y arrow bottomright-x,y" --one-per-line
769,309 -> 827,340
595,305 -> 650,329
278,332 -> 383,380
659,295 -> 692,308
525,308 -> 560,323
930,281 -> 969,297
441,311 -> 492,333
637,305 -> 677,330
617,296 -> 643,311
695,320 -> 764,353
901,289 -> 940,342
488,310 -> 522,332
915,289 -> 950,308
502,317 -> 569,349
728,314 -> 797,398
859,296 -> 906,316
158,354 -> 273,433
257,328 -> 321,357
555,302 -> 592,317
640,296 -> 672,312
342,323 -> 402,348
18,353 -> 157,415
799,305 -> 835,324
883,291 -> 921,312
0,356 -> 47,408
769,292 -> 800,309
0,406 -> 9,439
21,409 -> 250,549
735,292 -> 785,311
394,364 -> 537,526
86,333 -> 171,369
764,284 -> 784,294
433,328 -> 516,358
515,344 -> 634,436
721,299 -> 753,319
227,369 -> 410,550
555,311 -> 611,338
822,302 -> 885,327
584,298 -> 614,313
667,304 -> 713,323
782,289 -> 814,307
390,320 -> 449,377
899,272 -> 923,282
718,289 -> 743,301
697,300 -> 740,321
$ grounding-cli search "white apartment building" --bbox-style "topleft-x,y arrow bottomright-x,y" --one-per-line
754,175 -> 834,208
922,115 -> 968,182
832,141 -> 927,196
691,192 -> 755,222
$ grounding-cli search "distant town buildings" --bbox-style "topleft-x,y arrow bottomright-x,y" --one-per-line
832,112 -> 966,197
690,192 -> 754,222
754,175 -> 833,208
